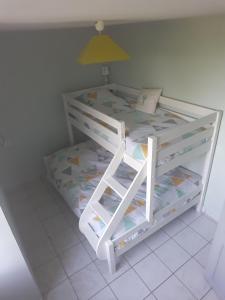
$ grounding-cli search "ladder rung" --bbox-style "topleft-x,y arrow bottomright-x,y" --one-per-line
123,153 -> 144,171
104,177 -> 127,198
91,202 -> 112,225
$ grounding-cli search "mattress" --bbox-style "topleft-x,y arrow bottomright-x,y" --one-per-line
75,88 -> 206,161
46,141 -> 201,240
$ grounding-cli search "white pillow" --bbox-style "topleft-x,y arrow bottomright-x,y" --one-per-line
136,88 -> 162,113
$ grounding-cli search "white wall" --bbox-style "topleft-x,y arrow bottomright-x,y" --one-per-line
0,27 -> 103,188
109,16 -> 225,221
0,191 -> 41,300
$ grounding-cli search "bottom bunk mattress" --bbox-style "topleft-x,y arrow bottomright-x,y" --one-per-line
45,140 -> 202,239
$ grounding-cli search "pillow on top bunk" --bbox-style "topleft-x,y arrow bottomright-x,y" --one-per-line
136,88 -> 162,113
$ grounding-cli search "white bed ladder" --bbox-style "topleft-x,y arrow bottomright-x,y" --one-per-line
79,138 -> 157,272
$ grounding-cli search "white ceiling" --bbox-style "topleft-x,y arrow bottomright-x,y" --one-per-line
1,0 -> 225,30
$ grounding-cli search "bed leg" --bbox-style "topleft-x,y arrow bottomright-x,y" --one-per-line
106,240 -> 116,274
197,202 -> 203,213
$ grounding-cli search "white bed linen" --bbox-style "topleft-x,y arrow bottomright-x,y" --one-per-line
45,141 -> 201,240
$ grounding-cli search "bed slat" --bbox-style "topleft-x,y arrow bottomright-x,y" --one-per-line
159,96 -> 217,118
69,117 -> 117,154
157,140 -> 211,177
69,105 -> 120,146
68,98 -> 123,135
158,112 -> 216,145
158,127 -> 214,161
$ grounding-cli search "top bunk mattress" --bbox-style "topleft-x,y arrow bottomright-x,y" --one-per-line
75,88 -> 206,161
45,140 -> 202,229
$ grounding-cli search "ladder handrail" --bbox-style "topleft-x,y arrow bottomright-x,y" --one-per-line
96,161 -> 147,258
80,138 -> 157,260
146,136 -> 157,223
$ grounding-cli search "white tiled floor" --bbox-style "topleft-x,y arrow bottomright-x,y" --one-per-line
7,179 -> 220,300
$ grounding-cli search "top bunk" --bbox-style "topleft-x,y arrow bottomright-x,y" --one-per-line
63,83 -> 221,177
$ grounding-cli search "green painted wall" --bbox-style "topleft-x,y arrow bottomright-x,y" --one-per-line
0,27 -> 103,188
109,16 -> 225,220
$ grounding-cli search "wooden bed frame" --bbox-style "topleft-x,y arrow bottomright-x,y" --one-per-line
60,83 -> 222,273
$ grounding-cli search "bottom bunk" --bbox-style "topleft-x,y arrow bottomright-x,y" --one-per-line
45,139 -> 202,261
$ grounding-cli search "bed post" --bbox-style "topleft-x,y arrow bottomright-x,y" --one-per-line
197,110 -> 223,212
146,136 -> 157,223
63,94 -> 74,146
105,240 -> 116,274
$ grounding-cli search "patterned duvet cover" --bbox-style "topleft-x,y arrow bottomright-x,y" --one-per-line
45,141 -> 201,240
75,88 -> 206,161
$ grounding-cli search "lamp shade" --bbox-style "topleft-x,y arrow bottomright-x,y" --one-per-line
78,34 -> 129,64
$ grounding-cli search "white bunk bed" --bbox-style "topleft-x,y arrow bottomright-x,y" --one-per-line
45,83 -> 222,274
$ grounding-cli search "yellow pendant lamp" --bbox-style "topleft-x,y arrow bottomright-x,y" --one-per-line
78,34 -> 129,64
78,21 -> 130,83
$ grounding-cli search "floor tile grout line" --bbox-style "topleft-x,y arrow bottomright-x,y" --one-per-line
160,214 -> 210,244
61,256 -> 94,278
199,289 -> 214,300
10,182 -> 119,299
173,273 -> 199,300
79,255 -> 120,300
178,210 -> 202,226
170,230 -> 210,257
147,252 -> 193,295
192,242 -> 211,267
123,245 -> 153,267
23,238 -> 211,298
108,285 -> 119,300
41,277 -> 69,299
143,229 -> 171,252
173,261 -> 213,300
36,227 -> 80,298
18,183 -> 213,299
43,211 -> 210,298
86,281 -> 119,300
151,246 -> 201,299
124,255 -> 153,296
144,292 -> 158,300
124,232 -> 211,299
49,236 -> 82,299
154,238 -> 211,299
153,244 -> 191,273
93,256 -> 128,285
67,276 -> 80,299
186,222 -> 214,243
32,202 -> 88,299
34,197 -> 116,300
123,240 -> 189,298
65,240 -> 118,300
132,266 -> 155,297
179,210 -> 216,242
161,216 -> 188,237
90,253 -> 157,300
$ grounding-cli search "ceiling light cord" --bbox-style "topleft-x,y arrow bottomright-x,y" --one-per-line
96,21 -> 110,83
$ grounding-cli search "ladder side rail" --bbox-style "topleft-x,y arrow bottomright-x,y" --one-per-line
146,136 -> 157,223
97,162 -> 147,258
79,141 -> 126,244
